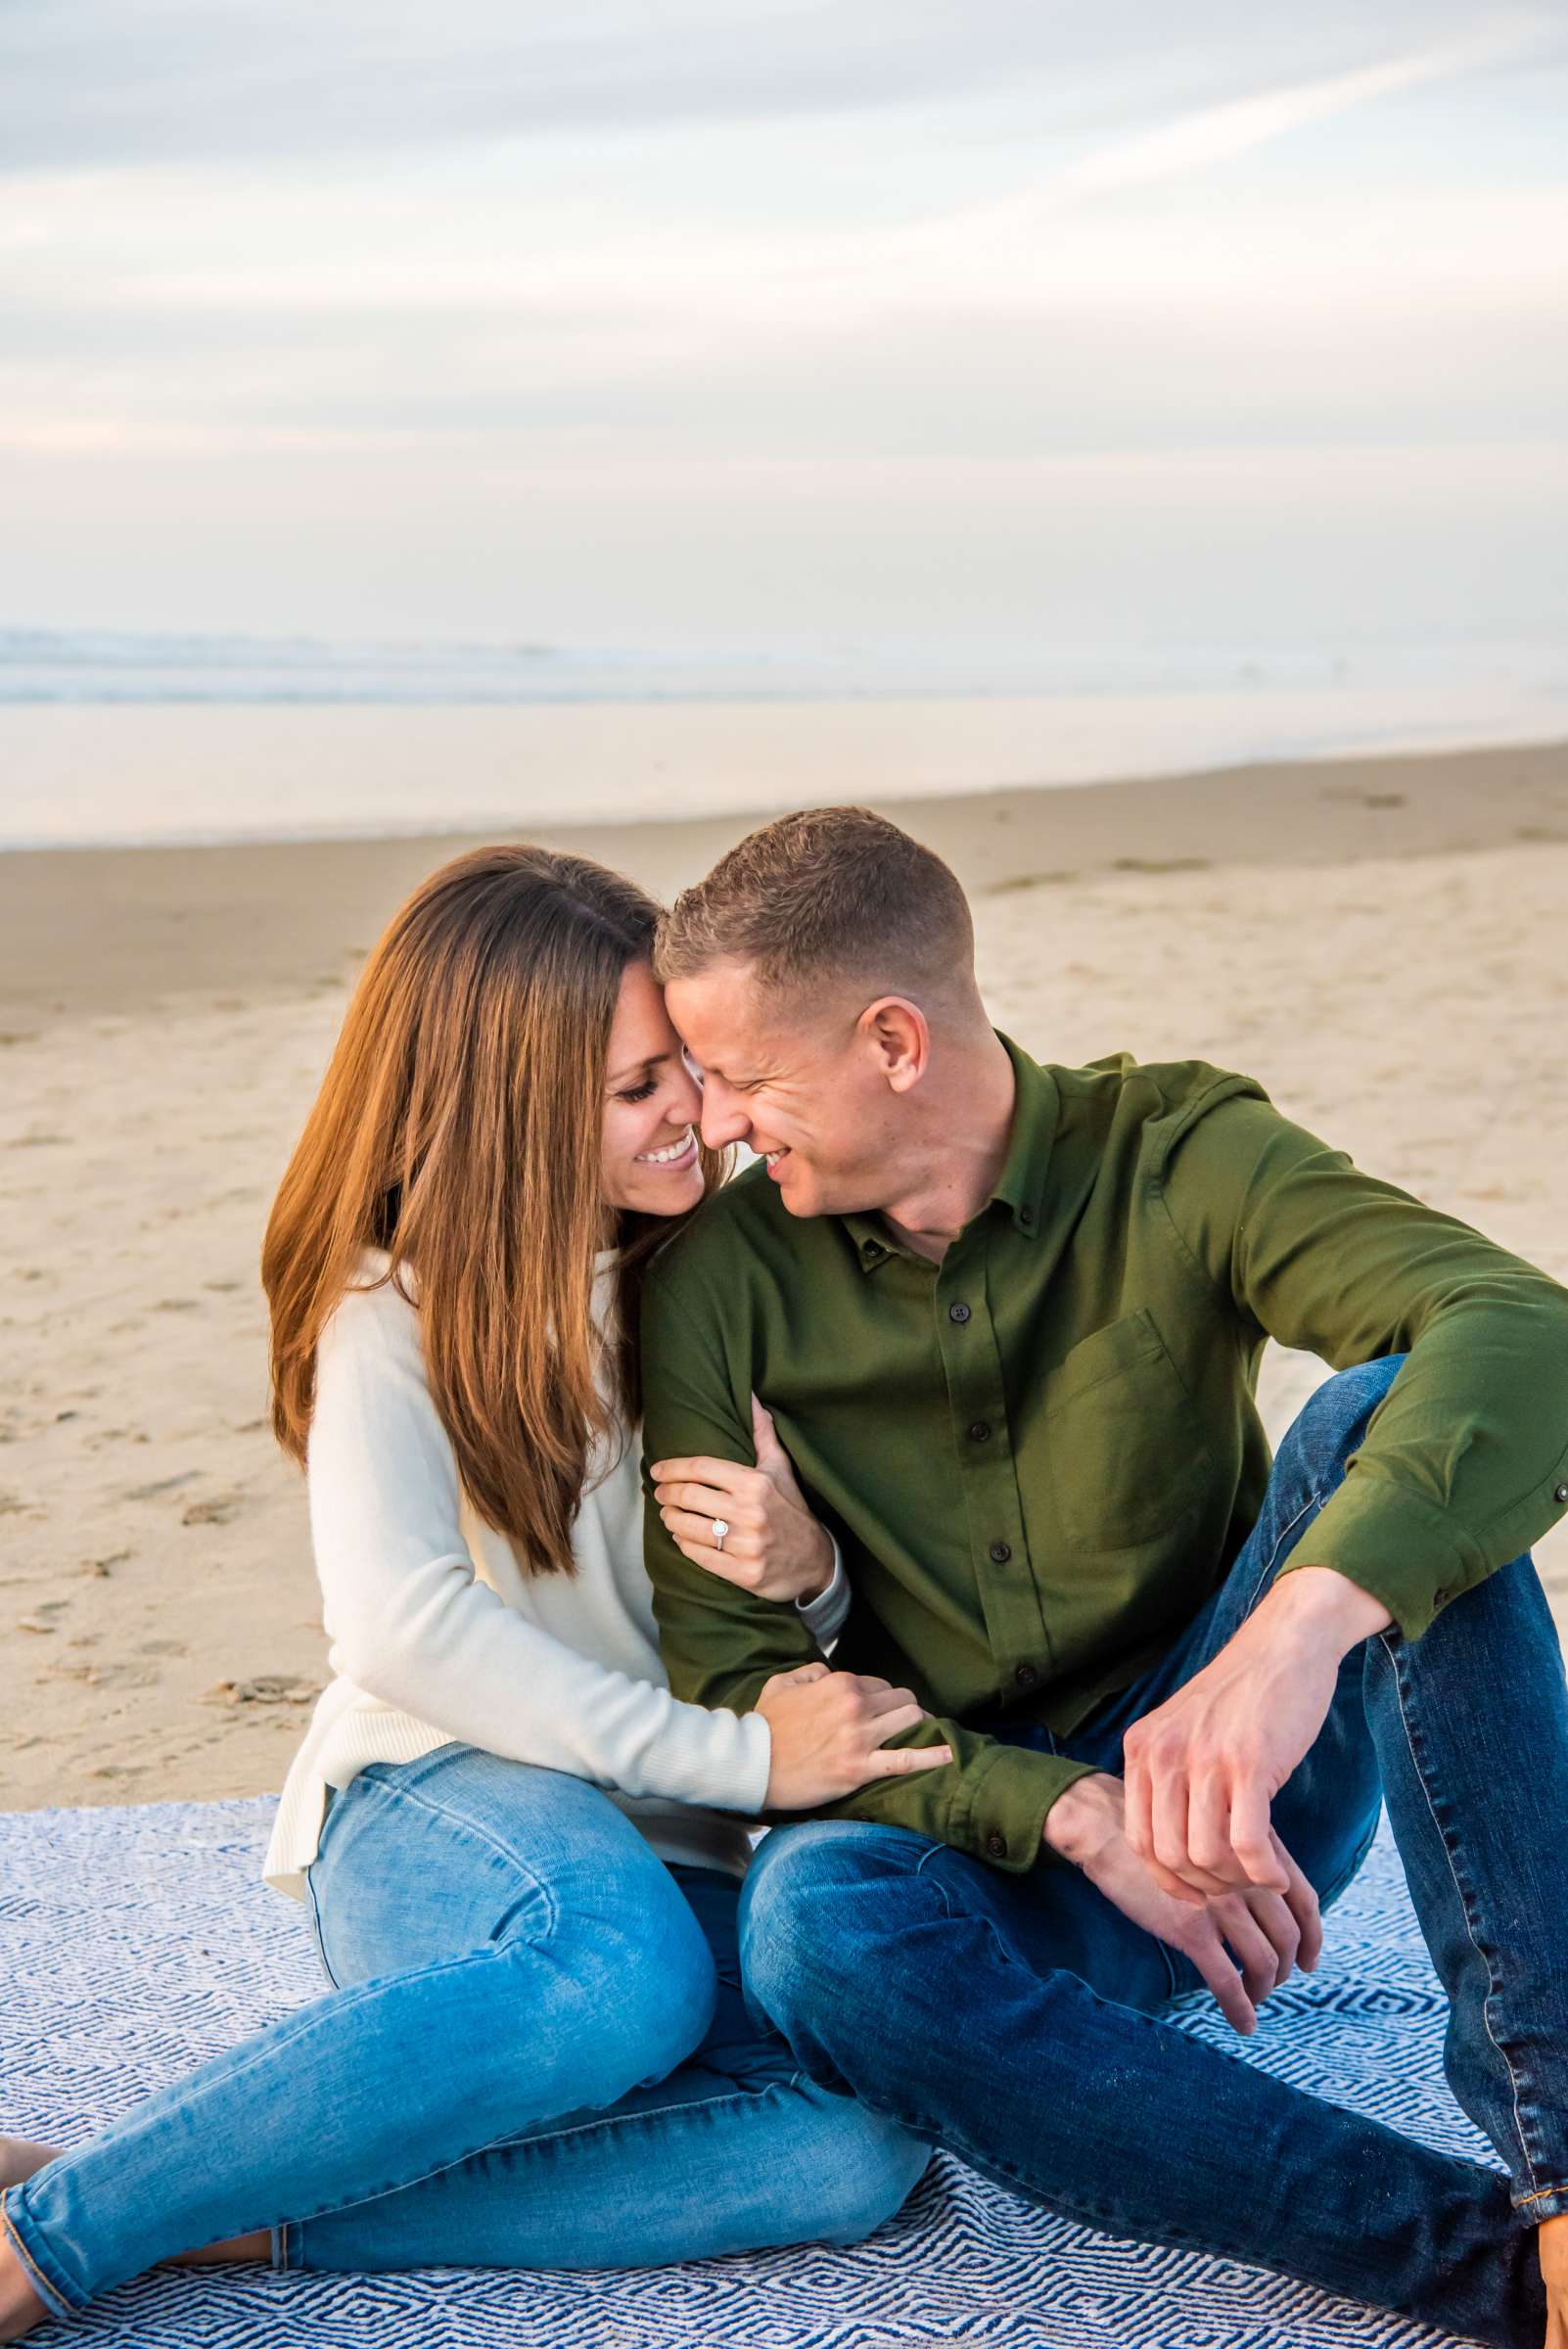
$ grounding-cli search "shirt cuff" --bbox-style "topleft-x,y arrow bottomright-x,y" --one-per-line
796,1535 -> 850,1646
951,1741 -> 1099,1873
1276,1467 -> 1484,1642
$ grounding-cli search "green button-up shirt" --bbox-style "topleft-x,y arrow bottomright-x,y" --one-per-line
640,1039 -> 1568,1872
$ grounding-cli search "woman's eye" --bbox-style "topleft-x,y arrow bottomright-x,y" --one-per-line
619,1080 -> 659,1103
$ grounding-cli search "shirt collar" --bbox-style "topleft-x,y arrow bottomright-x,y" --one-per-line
840,1031 -> 1058,1271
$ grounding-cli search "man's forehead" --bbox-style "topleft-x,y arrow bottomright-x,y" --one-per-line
669,966 -> 836,1074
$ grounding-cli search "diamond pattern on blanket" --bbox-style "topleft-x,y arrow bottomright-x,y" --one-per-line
0,1801 -> 1499,2347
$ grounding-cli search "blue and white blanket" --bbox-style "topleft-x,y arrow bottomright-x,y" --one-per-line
0,1799 -> 1493,2347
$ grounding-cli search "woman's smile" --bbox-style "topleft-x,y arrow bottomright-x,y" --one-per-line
635,1128 -> 699,1171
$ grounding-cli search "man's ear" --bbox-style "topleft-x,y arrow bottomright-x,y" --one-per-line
857,996 -> 930,1093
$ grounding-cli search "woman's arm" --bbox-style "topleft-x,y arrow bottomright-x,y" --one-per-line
306,1278 -> 772,1814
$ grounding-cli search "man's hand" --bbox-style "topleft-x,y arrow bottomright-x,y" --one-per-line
1121,1566 -> 1392,1902
1044,1771 -> 1322,2036
651,1395 -> 836,1604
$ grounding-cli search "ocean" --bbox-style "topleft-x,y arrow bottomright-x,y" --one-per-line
3,630 -> 1563,851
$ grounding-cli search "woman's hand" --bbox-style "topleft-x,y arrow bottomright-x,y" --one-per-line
651,1395 -> 836,1605
755,1662 -> 953,1809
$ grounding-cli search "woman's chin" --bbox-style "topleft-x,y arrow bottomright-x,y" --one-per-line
622,1167 -> 707,1219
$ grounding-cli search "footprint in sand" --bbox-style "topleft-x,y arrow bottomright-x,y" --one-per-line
124,1472 -> 196,1502
1111,855 -> 1211,874
79,1549 -> 132,1577
984,870 -> 1078,894
202,1675 -> 318,1709
181,1496 -> 244,1527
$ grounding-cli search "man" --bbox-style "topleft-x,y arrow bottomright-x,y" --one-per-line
639,805 -> 1568,2349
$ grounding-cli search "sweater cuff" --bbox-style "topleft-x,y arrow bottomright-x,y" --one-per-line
679,1704 -> 773,1815
1276,1467 -> 1484,1642
951,1741 -> 1098,1873
796,1536 -> 850,1647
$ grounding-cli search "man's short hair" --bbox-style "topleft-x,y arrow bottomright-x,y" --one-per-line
653,806 -> 974,1003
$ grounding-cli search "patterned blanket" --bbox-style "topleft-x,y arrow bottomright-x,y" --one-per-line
0,1798 -> 1493,2347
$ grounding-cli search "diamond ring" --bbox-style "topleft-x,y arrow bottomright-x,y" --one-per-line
712,1518 -> 730,1551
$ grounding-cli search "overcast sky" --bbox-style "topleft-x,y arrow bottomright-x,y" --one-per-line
2,0 -> 1564,666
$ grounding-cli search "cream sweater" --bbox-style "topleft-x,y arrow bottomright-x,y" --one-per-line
262,1249 -> 847,1900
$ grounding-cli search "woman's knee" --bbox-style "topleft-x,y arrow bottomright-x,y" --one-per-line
533,1865 -> 717,2099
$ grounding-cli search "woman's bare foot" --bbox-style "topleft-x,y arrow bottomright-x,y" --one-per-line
0,2147 -> 59,2195
0,2235 -> 47,2343
0,2145 -> 61,2340
1541,2211 -> 1568,2349
0,2131 -> 266,2325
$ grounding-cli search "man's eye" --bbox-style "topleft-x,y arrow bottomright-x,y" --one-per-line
680,1045 -> 705,1086
619,1080 -> 659,1103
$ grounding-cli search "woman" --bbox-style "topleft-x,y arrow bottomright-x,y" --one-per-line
0,846 -> 945,2336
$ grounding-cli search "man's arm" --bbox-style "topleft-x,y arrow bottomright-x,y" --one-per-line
640,1260 -> 1094,1871
1127,1087 -> 1568,1896
1162,1088 -> 1568,1635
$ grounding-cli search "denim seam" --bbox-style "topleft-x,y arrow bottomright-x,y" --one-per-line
0,2186 -> 83,2322
1243,1486 -> 1323,1615
303,1864 -> 339,1990
322,1772 -> 562,1944
1378,1628 -> 1541,2200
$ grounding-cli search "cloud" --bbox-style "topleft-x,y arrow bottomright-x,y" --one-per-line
1048,14 -> 1551,197
0,0 -> 1561,649
0,0 -> 1520,174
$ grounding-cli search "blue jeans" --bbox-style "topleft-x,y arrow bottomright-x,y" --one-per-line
0,1748 -> 927,2319
740,1358 -> 1568,2349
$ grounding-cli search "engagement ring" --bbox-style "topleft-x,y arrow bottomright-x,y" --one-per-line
712,1518 -> 729,1551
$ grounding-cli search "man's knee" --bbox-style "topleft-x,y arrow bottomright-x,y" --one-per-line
740,1819 -> 925,2034
1279,1355 -> 1407,1487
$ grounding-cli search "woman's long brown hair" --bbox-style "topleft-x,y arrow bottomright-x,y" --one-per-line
262,845 -> 725,1575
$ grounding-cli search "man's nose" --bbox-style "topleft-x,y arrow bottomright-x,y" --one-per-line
698,1087 -> 752,1152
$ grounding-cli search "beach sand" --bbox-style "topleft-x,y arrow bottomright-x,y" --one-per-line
3,736 -> 1566,1810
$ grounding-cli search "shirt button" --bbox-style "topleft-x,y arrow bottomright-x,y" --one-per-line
948,1301 -> 972,1324
989,1541 -> 1012,1563
1555,1484 -> 1568,1504
985,1830 -> 1007,1859
969,1420 -> 992,1443
1015,1662 -> 1038,1688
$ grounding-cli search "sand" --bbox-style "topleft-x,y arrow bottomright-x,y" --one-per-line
3,737 -> 1566,1810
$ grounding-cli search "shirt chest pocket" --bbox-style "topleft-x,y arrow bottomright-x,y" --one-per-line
1041,1308 -> 1215,1552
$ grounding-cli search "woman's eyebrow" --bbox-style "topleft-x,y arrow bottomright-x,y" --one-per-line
606,1050 -> 670,1087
